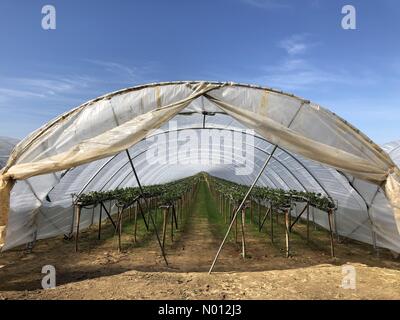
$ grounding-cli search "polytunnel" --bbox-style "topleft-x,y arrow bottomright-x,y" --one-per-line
0,81 -> 399,254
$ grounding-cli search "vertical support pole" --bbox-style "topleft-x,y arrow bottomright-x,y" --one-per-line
224,197 -> 227,222
224,199 -> 227,223
172,204 -> 178,229
306,202 -> 310,244
91,206 -> 95,225
241,207 -> 246,259
75,205 -> 81,252
270,206 -> 274,243
285,208 -> 290,258
250,201 -> 253,224
162,207 -> 168,249
179,199 -> 182,223
98,203 -> 103,240
328,209 -> 335,258
171,205 -> 174,243
312,206 -> 316,231
118,207 -> 123,252
221,194 -> 223,216
258,201 -> 261,230
234,206 -> 238,243
155,198 -> 158,225
133,202 -> 138,243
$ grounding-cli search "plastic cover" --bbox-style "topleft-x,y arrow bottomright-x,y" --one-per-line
0,81 -> 399,252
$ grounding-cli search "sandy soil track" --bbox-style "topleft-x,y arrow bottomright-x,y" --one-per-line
1,182 -> 400,300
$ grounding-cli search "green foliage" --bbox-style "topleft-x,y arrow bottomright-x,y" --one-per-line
74,174 -> 334,212
211,177 -> 335,212
74,175 -> 201,207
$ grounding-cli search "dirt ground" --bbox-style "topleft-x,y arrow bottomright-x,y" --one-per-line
1,182 -> 400,300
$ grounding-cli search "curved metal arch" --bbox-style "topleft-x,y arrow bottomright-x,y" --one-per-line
103,145 -> 283,191
113,147 -> 287,191
96,133 -> 311,193
48,123 -> 338,205
76,153 -> 121,196
45,125 -> 315,204
141,143 -> 308,191
388,143 -> 400,155
147,126 -> 327,195
74,126 -> 332,198
282,149 -> 333,199
141,127 -> 308,190
14,81 -> 391,211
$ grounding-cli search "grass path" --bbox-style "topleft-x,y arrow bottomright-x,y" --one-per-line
166,181 -> 230,271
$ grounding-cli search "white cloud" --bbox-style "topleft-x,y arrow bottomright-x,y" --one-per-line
0,88 -> 46,99
85,59 -> 137,81
245,56 -> 378,93
278,34 -> 313,55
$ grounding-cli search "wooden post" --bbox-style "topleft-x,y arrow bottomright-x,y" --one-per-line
306,202 -> 310,243
171,205 -> 174,243
75,205 -> 81,252
226,198 -> 229,223
133,202 -> 138,243
241,207 -> 246,259
154,199 -> 158,225
186,192 -> 189,214
91,206 -> 95,225
270,206 -> 274,243
179,198 -> 183,222
162,207 -> 168,249
250,201 -> 253,224
224,198 -> 227,224
312,206 -> 317,230
146,198 -> 151,228
258,202 -> 261,230
328,209 -> 335,258
222,195 -> 225,217
234,206 -> 238,243
118,207 -> 123,252
98,204 -> 102,240
285,209 -> 290,258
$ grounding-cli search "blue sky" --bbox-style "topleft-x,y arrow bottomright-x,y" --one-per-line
0,0 -> 399,143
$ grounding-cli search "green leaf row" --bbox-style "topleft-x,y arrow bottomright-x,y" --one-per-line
211,177 -> 335,211
73,175 -> 201,207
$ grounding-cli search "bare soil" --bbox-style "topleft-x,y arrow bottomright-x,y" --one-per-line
1,182 -> 400,300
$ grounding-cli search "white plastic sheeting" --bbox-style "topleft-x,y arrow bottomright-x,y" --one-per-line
1,81 -> 400,252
